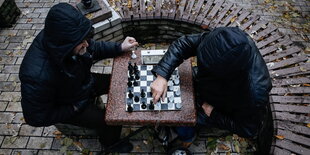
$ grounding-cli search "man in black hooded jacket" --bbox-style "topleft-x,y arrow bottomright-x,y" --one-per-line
19,3 -> 138,152
151,27 -> 272,148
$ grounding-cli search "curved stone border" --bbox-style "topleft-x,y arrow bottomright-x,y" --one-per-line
92,0 -> 310,154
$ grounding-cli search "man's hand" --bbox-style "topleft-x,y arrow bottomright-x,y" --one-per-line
202,102 -> 214,117
121,36 -> 139,52
150,75 -> 168,104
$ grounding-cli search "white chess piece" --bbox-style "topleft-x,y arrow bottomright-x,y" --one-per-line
173,77 -> 180,85
175,87 -> 181,96
131,50 -> 137,59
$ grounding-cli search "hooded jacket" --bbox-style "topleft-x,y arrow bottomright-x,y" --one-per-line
19,3 -> 123,127
152,27 -> 272,137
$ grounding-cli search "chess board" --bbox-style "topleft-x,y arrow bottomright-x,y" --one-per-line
126,64 -> 182,112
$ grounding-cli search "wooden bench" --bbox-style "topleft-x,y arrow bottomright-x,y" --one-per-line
106,0 -> 310,154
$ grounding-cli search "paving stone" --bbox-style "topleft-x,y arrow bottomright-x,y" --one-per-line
0,92 -> 21,102
27,137 -> 53,149
11,149 -> 38,155
14,24 -> 33,30
14,83 -> 21,91
51,138 -> 78,150
32,24 -> 45,30
0,149 -> 12,155
6,102 -> 22,112
0,74 -> 10,81
0,136 -> 4,145
1,136 -> 29,148
15,58 -> 23,65
0,30 -> 18,36
0,82 -> 16,91
188,140 -> 208,153
0,112 -> 15,123
19,124 -> 43,136
17,30 -> 36,36
6,36 -> 24,43
38,150 -> 80,155
0,57 -> 17,65
12,113 -> 25,124
2,66 -> 20,74
0,43 -> 9,50
0,102 -> 8,111
103,66 -> 112,74
79,139 -> 101,151
8,74 -> 20,82
6,43 -> 22,50
42,125 -> 58,137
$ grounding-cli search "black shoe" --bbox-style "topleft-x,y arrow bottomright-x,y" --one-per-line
103,140 -> 133,153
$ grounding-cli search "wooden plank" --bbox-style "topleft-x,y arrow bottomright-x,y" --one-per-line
245,20 -> 268,34
154,0 -> 162,18
239,15 -> 259,30
188,0 -> 205,23
218,6 -> 242,27
115,1 -> 124,18
264,46 -> 301,62
209,3 -> 233,27
273,112 -> 310,123
277,129 -> 310,146
131,0 -> 140,19
254,24 -> 278,40
267,55 -> 308,70
270,63 -> 310,78
274,139 -> 310,155
175,0 -> 187,20
181,0 -> 195,21
270,96 -> 310,104
195,0 -> 214,25
168,0 -> 176,19
260,36 -> 293,56
256,33 -> 283,49
273,104 -> 310,113
275,120 -> 310,135
229,10 -> 250,27
139,0 -> 146,19
272,77 -> 310,86
122,0 -> 132,21
273,146 -> 291,155
203,0 -> 224,26
161,0 -> 170,18
146,0 -> 154,19
271,87 -> 310,95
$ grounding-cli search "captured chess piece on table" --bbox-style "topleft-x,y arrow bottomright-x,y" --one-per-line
125,50 -> 182,112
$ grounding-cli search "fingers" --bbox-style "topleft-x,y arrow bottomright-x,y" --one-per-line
162,87 -> 167,102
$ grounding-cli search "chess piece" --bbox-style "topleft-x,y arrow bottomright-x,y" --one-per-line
128,62 -> 134,75
141,102 -> 147,109
129,75 -> 134,81
128,90 -> 134,98
141,89 -> 146,98
168,95 -> 174,103
133,79 -> 138,86
175,87 -> 181,96
127,104 -> 133,112
149,100 -> 154,110
173,76 -> 180,85
135,72 -> 140,80
176,103 -> 182,109
127,81 -> 132,87
131,51 -> 137,59
134,95 -> 139,102
134,63 -> 139,73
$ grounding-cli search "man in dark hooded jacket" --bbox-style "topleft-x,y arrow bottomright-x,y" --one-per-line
19,3 -> 138,152
151,27 -> 272,148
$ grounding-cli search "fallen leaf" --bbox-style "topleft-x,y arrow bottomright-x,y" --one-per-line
305,47 -> 310,54
307,123 -> 310,128
201,25 -> 209,29
230,17 -> 237,23
40,142 -> 46,148
143,140 -> 148,145
275,135 -> 285,140
53,130 -> 62,135
27,18 -> 32,22
218,143 -> 230,151
62,137 -> 73,147
300,67 -> 307,72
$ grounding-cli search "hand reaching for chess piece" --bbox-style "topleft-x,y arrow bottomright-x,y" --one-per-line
121,36 -> 139,52
150,75 -> 168,104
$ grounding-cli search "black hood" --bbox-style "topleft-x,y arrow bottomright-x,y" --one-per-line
197,27 -> 253,77
43,3 -> 92,69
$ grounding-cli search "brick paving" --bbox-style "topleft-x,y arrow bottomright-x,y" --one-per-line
0,0 -> 309,154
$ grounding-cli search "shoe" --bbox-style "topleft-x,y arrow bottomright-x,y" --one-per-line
103,140 -> 133,153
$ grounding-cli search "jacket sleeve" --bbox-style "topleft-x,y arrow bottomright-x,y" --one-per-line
152,33 -> 203,80
88,39 -> 123,61
20,77 -> 76,127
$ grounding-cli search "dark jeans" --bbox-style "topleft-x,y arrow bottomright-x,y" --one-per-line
65,73 -> 122,147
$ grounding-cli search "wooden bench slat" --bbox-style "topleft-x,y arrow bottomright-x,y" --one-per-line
264,46 -> 301,62
257,33 -> 283,49
182,0 -> 195,21
122,0 -> 132,20
270,96 -> 310,104
195,0 -> 214,25
254,24 -> 278,40
132,0 -> 139,19
146,0 -> 154,18
175,0 -> 187,20
274,139 -> 310,155
209,3 -> 234,27
161,0 -> 170,18
271,87 -> 310,95
168,0 -> 176,19
139,0 -> 146,19
273,112 -> 310,123
267,55 -> 308,70
203,0 -> 224,26
277,129 -> 310,146
188,0 -> 205,23
154,0 -> 162,18
245,20 -> 268,34
218,6 -> 242,27
270,63 -> 310,78
260,36 -> 293,56
115,1 -> 124,18
229,10 -> 250,27
275,120 -> 310,136
239,14 -> 259,30
272,77 -> 310,86
273,104 -> 310,113
273,146 -> 291,155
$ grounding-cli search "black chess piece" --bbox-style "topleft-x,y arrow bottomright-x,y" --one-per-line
141,102 -> 147,109
134,95 -> 139,102
128,62 -> 134,75
133,79 -> 138,86
127,104 -> 133,112
129,74 -> 134,81
134,63 -> 138,73
127,81 -> 132,87
149,100 -> 154,110
128,90 -> 133,98
141,89 -> 146,98
135,72 -> 140,80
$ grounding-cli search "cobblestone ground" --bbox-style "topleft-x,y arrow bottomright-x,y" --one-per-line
0,0 -> 309,155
